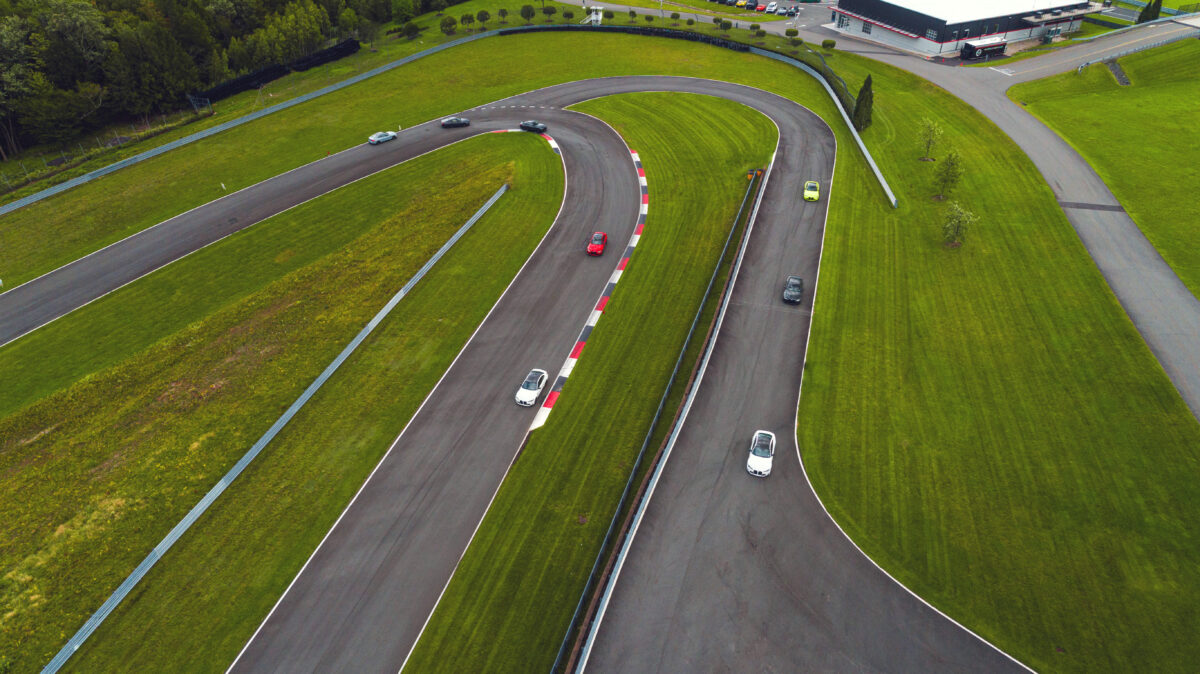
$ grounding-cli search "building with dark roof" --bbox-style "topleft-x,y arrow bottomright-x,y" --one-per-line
830,0 -> 1099,58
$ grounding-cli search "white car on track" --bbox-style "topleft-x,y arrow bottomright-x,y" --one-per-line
368,131 -> 397,145
746,429 -> 776,477
515,368 -> 548,407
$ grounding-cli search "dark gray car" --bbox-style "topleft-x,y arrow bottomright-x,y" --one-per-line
782,275 -> 804,304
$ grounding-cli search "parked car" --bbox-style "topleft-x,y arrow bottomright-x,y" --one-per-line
766,2 -> 777,11
587,231 -> 608,256
515,368 -> 548,406
776,7 -> 789,14
803,180 -> 820,202
787,7 -> 798,15
755,4 -> 767,10
440,117 -> 470,128
746,430 -> 776,477
735,0 -> 748,7
367,131 -> 397,145
782,275 -> 804,304
519,120 -> 547,133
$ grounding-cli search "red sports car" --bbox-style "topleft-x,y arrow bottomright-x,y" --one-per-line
587,231 -> 608,256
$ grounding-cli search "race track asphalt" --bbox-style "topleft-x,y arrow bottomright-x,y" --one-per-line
582,86 -> 1022,672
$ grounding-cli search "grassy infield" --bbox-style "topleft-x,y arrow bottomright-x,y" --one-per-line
1009,39 -> 1200,299
0,30 -> 1196,674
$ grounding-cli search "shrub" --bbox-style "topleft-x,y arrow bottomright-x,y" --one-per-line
563,9 -> 574,19
789,36 -> 802,46
686,17 -> 694,25
755,29 -> 766,38
644,14 -> 654,22
720,19 -> 732,30
671,12 -> 680,19
603,9 -> 614,18
822,38 -> 836,49
749,23 -> 759,30
440,14 -> 456,33
542,5 -> 557,19
498,7 -> 509,21
403,21 -> 420,38
520,4 -> 535,21
785,28 -> 798,37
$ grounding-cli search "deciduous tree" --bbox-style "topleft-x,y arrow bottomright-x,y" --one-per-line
919,117 -> 942,161
942,201 -> 975,246
521,4 -> 536,22
934,149 -> 964,199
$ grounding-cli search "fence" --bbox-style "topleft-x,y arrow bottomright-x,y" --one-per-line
1076,28 -> 1200,71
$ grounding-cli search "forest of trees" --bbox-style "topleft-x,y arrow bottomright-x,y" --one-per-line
0,0 -> 434,160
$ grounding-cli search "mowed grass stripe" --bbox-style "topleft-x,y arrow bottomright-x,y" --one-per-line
1008,39 -> 1200,299
403,92 -> 777,673
0,133 -> 563,673
803,50 -> 1200,672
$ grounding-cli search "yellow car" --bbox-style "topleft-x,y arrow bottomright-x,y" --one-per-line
735,0 -> 748,7
803,180 -> 820,202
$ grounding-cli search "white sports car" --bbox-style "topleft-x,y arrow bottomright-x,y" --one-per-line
746,430 -> 776,477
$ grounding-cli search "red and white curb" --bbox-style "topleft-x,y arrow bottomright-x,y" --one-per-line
530,150 -> 646,431
490,129 -> 561,155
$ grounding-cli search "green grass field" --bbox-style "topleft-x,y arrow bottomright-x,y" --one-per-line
0,133 -> 563,673
404,92 -> 776,672
4,30 -> 1200,674
802,48 -> 1200,673
1008,39 -> 1200,300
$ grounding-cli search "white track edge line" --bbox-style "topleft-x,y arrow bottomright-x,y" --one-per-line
228,133 -> 567,673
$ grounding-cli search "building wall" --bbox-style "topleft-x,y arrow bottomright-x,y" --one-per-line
831,2 -> 1085,56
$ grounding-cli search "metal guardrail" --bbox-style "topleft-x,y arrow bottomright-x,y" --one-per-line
1076,27 -> 1200,70
40,184 -> 509,674
549,169 -> 763,674
2,25 -> 899,218
574,151 -> 778,672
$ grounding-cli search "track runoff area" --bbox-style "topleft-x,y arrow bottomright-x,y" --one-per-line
26,76 -> 1022,672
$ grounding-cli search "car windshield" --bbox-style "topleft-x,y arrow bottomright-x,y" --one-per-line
751,434 -> 772,458
806,182 -> 817,190
522,373 -> 542,390
592,233 -> 604,244
787,277 -> 802,290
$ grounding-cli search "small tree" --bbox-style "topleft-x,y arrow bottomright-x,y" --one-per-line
671,12 -> 680,20
852,75 -> 873,132
918,117 -> 943,161
785,28 -> 798,38
749,23 -> 760,30
629,9 -> 637,21
460,12 -> 474,29
499,7 -> 509,22
712,16 -> 721,26
942,201 -> 975,247
542,5 -> 556,20
603,9 -> 614,18
755,29 -> 766,38
720,20 -> 732,31
562,9 -> 573,19
1136,0 -> 1162,23
403,21 -> 420,38
934,149 -> 964,199
789,37 -> 802,47
644,14 -> 654,22
686,17 -> 694,26
440,14 -> 456,33
822,38 -> 836,49
520,4 -> 535,22
431,0 -> 447,13
476,9 -> 490,27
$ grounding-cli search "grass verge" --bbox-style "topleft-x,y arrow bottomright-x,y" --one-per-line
0,132 -> 563,673
801,48 -> 1200,673
1007,39 -> 1200,299
403,92 -> 776,672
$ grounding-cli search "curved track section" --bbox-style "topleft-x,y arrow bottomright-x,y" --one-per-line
8,75 -> 1017,671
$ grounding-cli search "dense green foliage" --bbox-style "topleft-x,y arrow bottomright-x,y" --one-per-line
1008,39 -> 1200,298
0,0 -> 462,158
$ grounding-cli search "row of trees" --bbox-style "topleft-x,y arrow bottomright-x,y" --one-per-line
919,117 -> 975,246
0,0 -> 477,159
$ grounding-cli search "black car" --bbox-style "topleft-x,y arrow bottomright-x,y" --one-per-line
782,275 -> 804,304
441,116 -> 470,128
787,7 -> 797,15
519,120 -> 547,133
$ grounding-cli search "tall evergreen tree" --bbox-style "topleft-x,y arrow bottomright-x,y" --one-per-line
852,74 -> 873,132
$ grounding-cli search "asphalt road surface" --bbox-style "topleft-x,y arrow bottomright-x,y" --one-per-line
228,77 -> 1013,673
582,90 -> 1022,672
